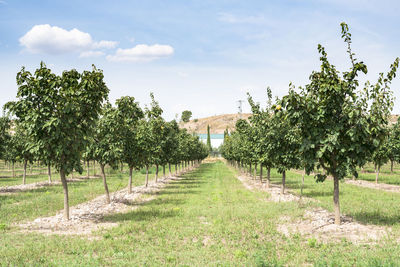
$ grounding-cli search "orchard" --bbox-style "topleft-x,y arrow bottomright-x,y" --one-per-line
2,22 -> 400,266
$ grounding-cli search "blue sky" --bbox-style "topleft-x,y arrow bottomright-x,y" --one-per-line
1,0 -> 399,120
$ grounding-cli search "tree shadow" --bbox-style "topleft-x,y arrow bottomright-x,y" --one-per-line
156,190 -> 200,196
102,208 -> 179,222
350,211 -> 400,226
301,190 -> 332,198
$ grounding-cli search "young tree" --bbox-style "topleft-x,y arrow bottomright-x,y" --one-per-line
115,96 -> 144,193
161,120 -> 180,178
12,124 -> 35,184
0,116 -> 11,162
91,104 -> 123,203
387,119 -> 400,172
247,88 -> 275,186
269,103 -> 301,194
136,93 -> 164,187
6,62 -> 108,219
283,23 -> 399,224
371,137 -> 389,183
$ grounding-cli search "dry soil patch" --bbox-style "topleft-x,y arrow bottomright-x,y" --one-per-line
17,173 -> 188,237
278,208 -> 391,244
236,174 -> 311,203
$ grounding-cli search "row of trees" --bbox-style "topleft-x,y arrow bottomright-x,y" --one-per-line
221,22 -> 399,225
1,63 -> 208,220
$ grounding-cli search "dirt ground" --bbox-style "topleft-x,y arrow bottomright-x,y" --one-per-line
17,174 -> 186,237
236,172 -> 391,244
236,174 -> 312,203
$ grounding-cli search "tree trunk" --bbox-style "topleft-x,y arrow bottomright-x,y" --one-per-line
100,164 -> 111,204
23,159 -> 27,185
249,163 -> 252,175
93,160 -> 96,176
266,167 -> 271,188
12,161 -> 15,178
60,168 -> 70,220
175,164 -> 178,175
48,164 -> 52,183
391,160 -> 394,173
375,166 -> 380,184
128,166 -> 133,194
281,170 -> 286,195
300,168 -> 305,199
155,164 -> 159,182
87,160 -> 90,178
145,165 -> 149,187
260,164 -> 263,182
120,162 -> 123,172
333,175 -> 341,225
254,163 -> 257,179
169,163 -> 172,177
163,165 -> 166,178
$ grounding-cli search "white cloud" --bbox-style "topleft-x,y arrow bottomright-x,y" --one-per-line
93,40 -> 118,49
106,44 -> 174,62
19,24 -> 116,55
79,50 -> 105,58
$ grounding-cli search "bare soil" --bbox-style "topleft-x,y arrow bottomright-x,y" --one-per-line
17,174 -> 185,237
278,208 -> 391,244
236,174 -> 313,203
235,171 -> 391,244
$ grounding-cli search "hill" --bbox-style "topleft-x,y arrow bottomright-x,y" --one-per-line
179,113 -> 251,134
179,113 -> 400,134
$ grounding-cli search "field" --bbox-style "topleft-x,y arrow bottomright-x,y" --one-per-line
1,160 -> 400,266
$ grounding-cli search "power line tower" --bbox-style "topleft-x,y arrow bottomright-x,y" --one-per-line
237,100 -> 244,114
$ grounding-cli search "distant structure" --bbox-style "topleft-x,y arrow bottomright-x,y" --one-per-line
237,100 -> 244,114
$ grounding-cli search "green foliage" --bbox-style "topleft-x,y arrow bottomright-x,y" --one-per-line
90,103 -> 123,168
114,96 -> 144,171
6,62 -> 109,175
181,110 -> 192,122
206,124 -> 212,152
282,23 -> 399,181
0,116 -> 11,160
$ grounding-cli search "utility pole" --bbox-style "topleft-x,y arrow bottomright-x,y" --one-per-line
237,100 -> 244,118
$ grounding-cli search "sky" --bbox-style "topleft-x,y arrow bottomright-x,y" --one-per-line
0,0 -> 399,120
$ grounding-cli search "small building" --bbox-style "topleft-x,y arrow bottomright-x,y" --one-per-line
197,133 -> 224,149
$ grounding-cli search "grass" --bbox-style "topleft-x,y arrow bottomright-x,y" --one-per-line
246,166 -> 400,227
0,161 -> 400,266
0,161 -> 177,187
0,164 -> 178,225
353,162 -> 400,185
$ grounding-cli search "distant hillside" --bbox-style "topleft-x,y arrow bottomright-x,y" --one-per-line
179,113 -> 400,134
179,113 -> 251,134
